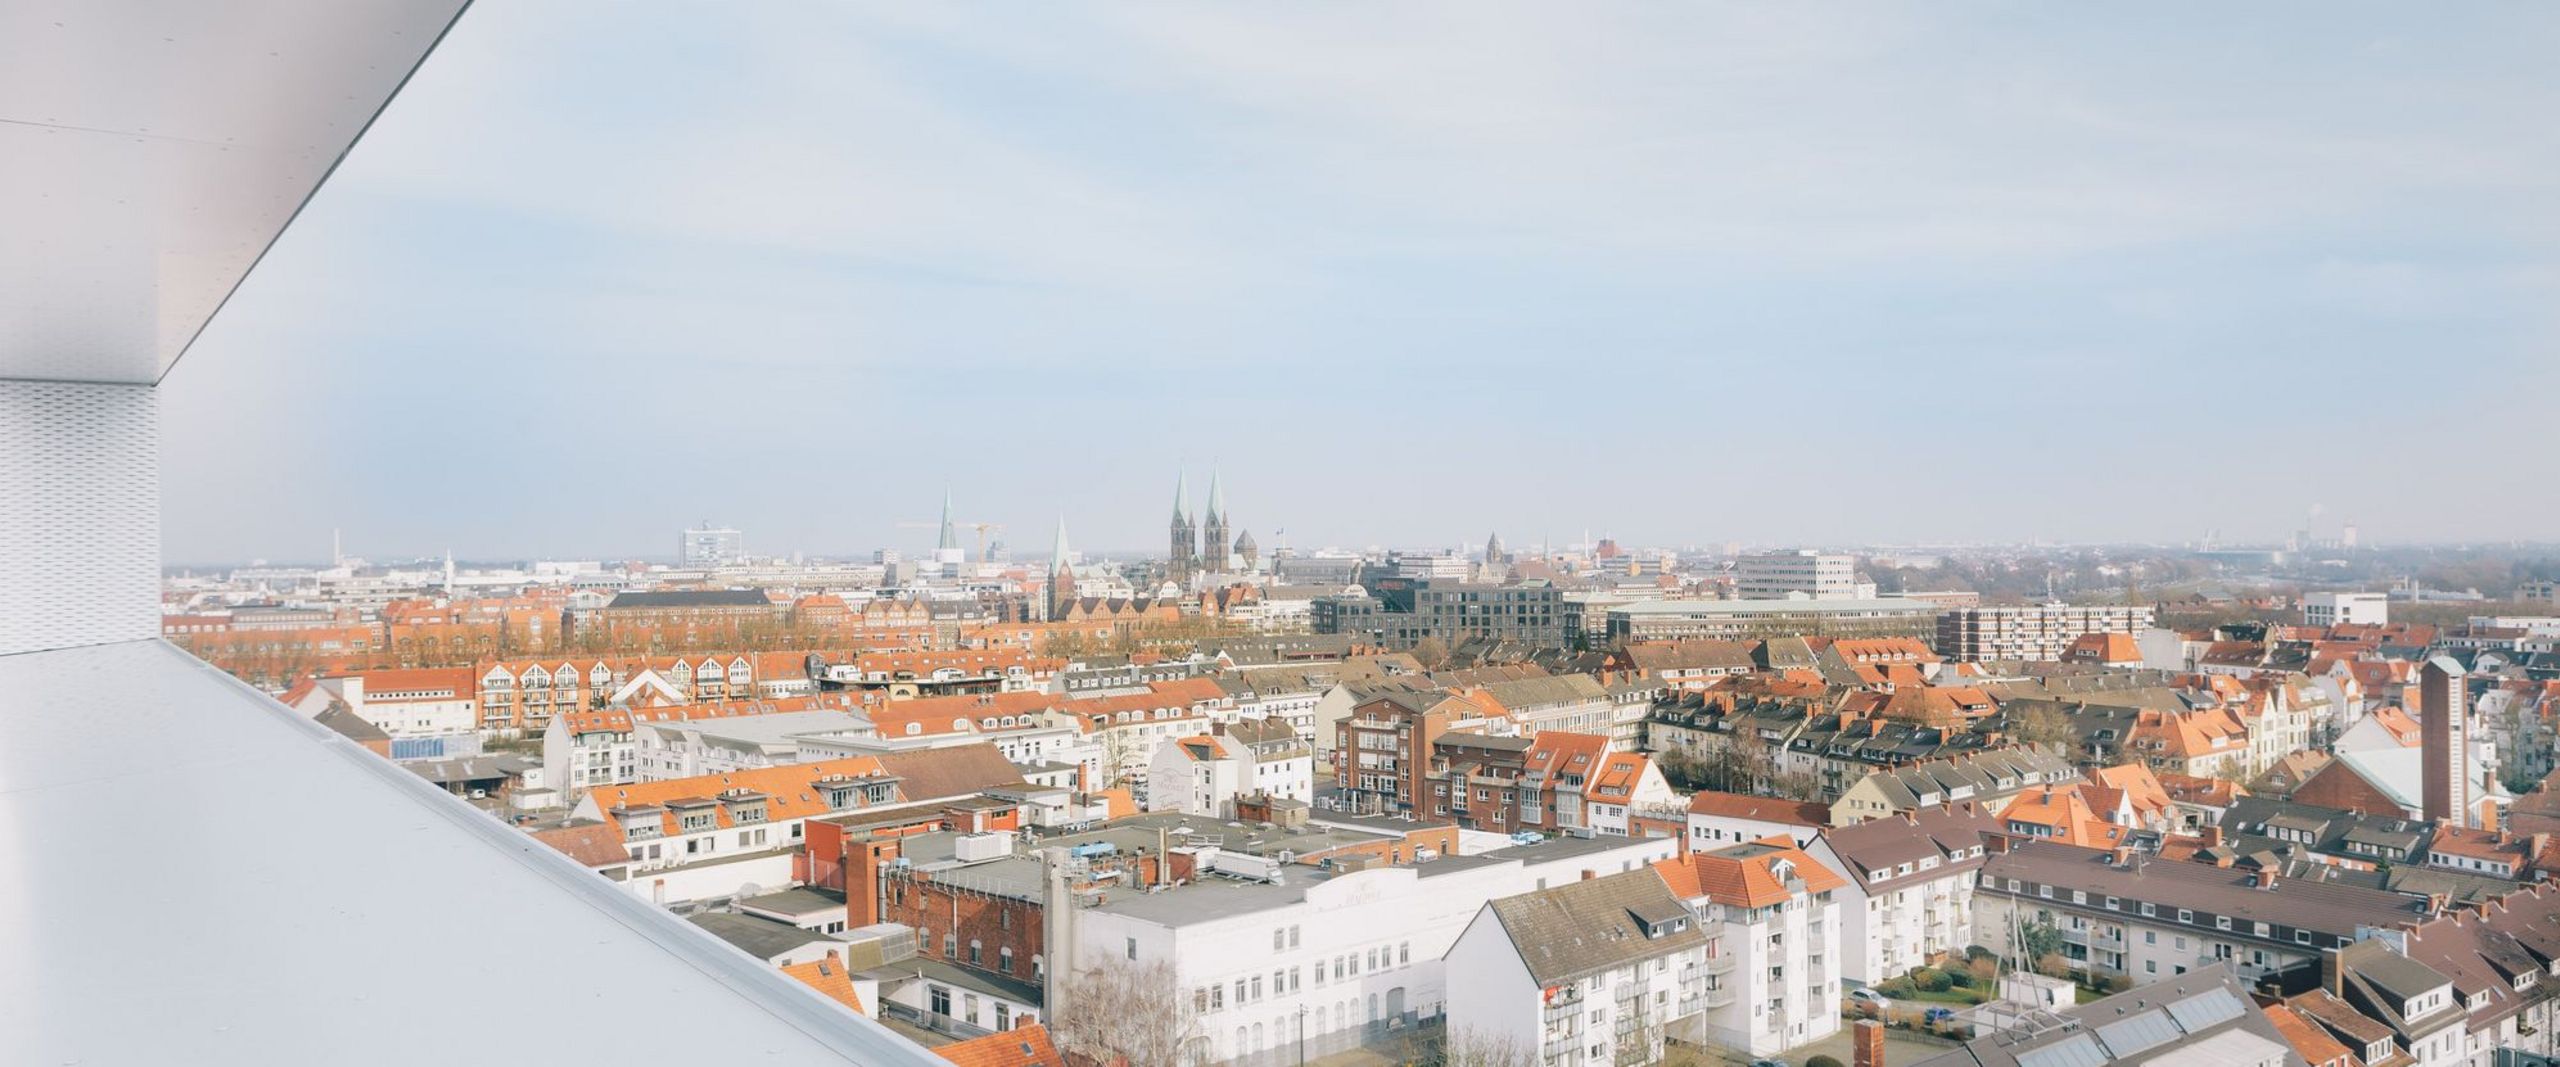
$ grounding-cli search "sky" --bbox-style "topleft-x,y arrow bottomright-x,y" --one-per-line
161,4 -> 2560,565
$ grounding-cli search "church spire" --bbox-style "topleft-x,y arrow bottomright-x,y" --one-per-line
1050,516 -> 1072,574
1206,469 -> 1225,523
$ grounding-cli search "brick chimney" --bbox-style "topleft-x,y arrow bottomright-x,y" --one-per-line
1854,1018 -> 1886,1067
845,836 -> 901,930
2254,868 -> 2278,890
2201,825 -> 2224,848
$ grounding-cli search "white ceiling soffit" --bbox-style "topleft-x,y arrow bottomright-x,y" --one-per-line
0,1 -> 470,384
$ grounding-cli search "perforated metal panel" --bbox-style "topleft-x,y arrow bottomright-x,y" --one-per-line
0,379 -> 158,655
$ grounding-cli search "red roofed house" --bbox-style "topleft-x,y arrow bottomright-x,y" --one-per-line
1685,790 -> 1829,850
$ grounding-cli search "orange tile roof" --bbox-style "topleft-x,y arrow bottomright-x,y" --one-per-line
1677,836 -> 1846,908
1587,752 -> 1651,803
780,952 -> 866,1016
2260,1003 -> 2353,1067
930,1023 -> 1065,1067
868,691 -> 1058,738
590,755 -> 896,836
2366,704 -> 2423,747
1997,786 -> 2129,848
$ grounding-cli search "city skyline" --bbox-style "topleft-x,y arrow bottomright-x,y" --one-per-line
162,5 -> 2560,561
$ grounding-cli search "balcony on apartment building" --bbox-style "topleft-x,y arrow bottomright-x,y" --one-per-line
0,4 -> 945,1064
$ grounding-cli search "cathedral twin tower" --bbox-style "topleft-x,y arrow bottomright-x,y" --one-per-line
1170,472 -> 1255,583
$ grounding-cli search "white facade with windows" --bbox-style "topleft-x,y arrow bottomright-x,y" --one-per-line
1065,836 -> 1678,1065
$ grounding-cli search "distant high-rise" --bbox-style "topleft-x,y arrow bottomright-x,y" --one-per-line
1168,475 -> 1198,582
2421,656 -> 2468,825
679,524 -> 743,567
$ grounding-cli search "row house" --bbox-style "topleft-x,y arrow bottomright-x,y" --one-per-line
1608,639 -> 1759,691
478,654 -> 761,731
846,691 -> 1103,787
1828,749 -> 2076,826
815,649 -> 1060,700
541,700 -> 817,796
1974,840 -> 2430,987
1063,678 -> 1235,797
1423,731 -> 1672,837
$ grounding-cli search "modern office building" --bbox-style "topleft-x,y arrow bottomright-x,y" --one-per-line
680,524 -> 746,568
1734,550 -> 1862,600
1605,598 -> 1939,642
1934,603 -> 2156,662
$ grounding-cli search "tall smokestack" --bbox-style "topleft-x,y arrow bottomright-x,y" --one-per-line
2421,657 -> 2467,826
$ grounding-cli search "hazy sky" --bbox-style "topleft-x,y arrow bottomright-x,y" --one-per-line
162,4 -> 2560,564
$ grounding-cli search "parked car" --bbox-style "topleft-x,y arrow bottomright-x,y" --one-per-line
1847,988 -> 1894,1016
1749,1060 -> 1788,1067
1924,1006 -> 1958,1024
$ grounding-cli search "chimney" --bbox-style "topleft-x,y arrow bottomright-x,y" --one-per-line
845,836 -> 899,929
1854,1018 -> 1886,1067
1582,869 -> 1597,881
2201,825 -> 2224,848
2255,868 -> 2278,890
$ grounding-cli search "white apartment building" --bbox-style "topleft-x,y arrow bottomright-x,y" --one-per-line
2304,592 -> 2390,628
1661,838 -> 1846,1057
1736,551 -> 1863,601
1935,604 -> 2157,663
1802,804 -> 1999,987
1974,841 -> 2429,987
1061,835 -> 1680,1066
1445,870 -> 1708,1066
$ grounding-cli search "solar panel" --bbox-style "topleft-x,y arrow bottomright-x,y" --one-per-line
2015,1033 -> 2110,1067
2165,989 -> 2247,1032
2095,1009 -> 2185,1057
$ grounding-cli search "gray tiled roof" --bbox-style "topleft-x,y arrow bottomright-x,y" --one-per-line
1483,868 -> 1706,986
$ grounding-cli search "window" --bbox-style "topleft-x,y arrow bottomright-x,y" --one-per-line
1000,946 -> 1014,972
1125,937 -> 1137,961
968,940 -> 982,966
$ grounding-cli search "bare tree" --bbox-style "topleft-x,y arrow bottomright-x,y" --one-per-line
1050,956 -> 1206,1067
1437,1025 -> 1539,1067
1613,1017 -> 1667,1065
